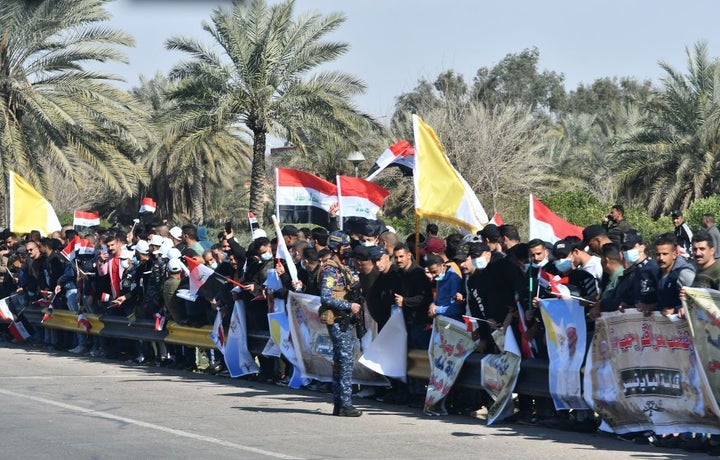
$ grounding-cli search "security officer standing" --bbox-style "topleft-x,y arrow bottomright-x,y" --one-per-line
320,230 -> 363,417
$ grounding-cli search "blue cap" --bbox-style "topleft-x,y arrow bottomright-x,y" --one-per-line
328,231 -> 350,249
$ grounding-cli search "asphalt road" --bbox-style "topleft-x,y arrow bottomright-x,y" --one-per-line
0,345 -> 698,459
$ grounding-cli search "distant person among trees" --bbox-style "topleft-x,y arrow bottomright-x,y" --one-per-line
701,214 -> 720,259
672,210 -> 693,256
603,204 -> 631,247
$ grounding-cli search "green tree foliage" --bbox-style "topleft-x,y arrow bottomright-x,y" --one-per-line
612,41 -> 720,217
134,73 -> 252,224
471,47 -> 566,114
166,0 -> 379,224
685,195 -> 720,233
0,0 -> 150,205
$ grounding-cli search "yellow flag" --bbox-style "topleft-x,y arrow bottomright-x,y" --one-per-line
412,115 -> 488,232
8,171 -> 62,236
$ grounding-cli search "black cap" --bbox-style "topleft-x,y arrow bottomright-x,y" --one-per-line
671,210 -> 683,218
281,225 -> 298,236
582,224 -> 606,245
345,217 -> 368,235
351,245 -> 371,261
452,251 -> 469,263
362,220 -> 382,237
467,242 -> 490,258
368,245 -> 387,261
621,230 -> 643,250
480,224 -> 500,241
182,248 -> 199,258
552,239 -> 572,259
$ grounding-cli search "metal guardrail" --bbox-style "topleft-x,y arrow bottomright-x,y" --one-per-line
13,307 -> 550,397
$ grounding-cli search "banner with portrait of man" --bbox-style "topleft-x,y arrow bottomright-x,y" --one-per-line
584,311 -> 720,435
539,298 -> 589,410
682,287 -> 720,410
424,315 -> 476,415
480,327 -> 522,425
286,291 -> 387,386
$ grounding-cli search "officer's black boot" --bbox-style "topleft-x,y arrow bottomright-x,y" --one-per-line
335,405 -> 362,417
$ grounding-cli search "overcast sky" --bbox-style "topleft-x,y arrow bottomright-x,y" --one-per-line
105,0 -> 720,121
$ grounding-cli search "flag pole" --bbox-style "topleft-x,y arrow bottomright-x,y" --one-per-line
414,212 -> 420,262
336,175 -> 343,231
274,168 -> 280,225
5,171 -> 10,230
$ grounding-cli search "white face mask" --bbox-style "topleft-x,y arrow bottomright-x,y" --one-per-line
210,262 -> 218,270
472,256 -> 488,270
261,252 -> 273,261
531,258 -> 548,268
623,248 -> 640,264
121,259 -> 131,270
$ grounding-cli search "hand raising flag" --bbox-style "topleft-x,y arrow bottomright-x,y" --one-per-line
183,256 -> 229,299
537,269 -> 571,299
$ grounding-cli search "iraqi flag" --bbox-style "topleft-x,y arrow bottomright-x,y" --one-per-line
184,256 -> 228,299
61,235 -> 81,261
271,215 -> 298,284
0,296 -> 14,321
336,175 -> 390,222
138,197 -> 157,214
209,308 -> 225,354
77,313 -> 91,334
489,213 -> 504,226
462,315 -> 479,333
8,320 -> 31,343
76,238 -> 96,256
537,268 -> 571,299
366,140 -> 415,181
275,168 -> 338,227
528,194 -> 584,244
73,210 -> 100,228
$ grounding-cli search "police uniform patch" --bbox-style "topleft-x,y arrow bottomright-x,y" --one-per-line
325,277 -> 336,289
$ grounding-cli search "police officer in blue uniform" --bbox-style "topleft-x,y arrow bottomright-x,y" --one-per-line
319,230 -> 362,417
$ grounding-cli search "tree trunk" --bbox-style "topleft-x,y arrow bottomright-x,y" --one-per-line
249,129 -> 267,225
190,155 -> 205,224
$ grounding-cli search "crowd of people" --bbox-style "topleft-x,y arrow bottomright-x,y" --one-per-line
2,206 -> 720,451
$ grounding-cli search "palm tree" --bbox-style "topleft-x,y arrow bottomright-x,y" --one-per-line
133,73 -> 252,224
613,41 -> 720,216
0,0 -> 150,210
166,0 -> 380,224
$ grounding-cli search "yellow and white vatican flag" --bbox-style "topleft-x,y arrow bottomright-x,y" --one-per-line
412,115 -> 488,232
8,171 -> 62,236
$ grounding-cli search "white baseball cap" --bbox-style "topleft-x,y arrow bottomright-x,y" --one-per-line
169,226 -> 182,240
252,228 -> 267,240
134,240 -> 150,255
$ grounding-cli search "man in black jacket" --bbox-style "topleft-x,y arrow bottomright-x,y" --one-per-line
392,243 -> 433,349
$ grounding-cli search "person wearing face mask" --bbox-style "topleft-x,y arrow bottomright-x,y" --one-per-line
240,236 -> 290,383
547,239 -> 599,306
110,248 -> 138,316
203,249 -> 218,270
297,247 -> 322,295
426,254 -> 463,322
618,230 -> 659,313
457,243 -> 494,352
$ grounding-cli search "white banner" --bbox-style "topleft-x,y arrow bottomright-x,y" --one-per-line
359,308 -> 407,381
286,291 -> 387,386
584,311 -> 720,435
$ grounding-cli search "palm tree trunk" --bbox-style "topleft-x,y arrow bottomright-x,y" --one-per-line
190,156 -> 204,224
249,129 -> 267,225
